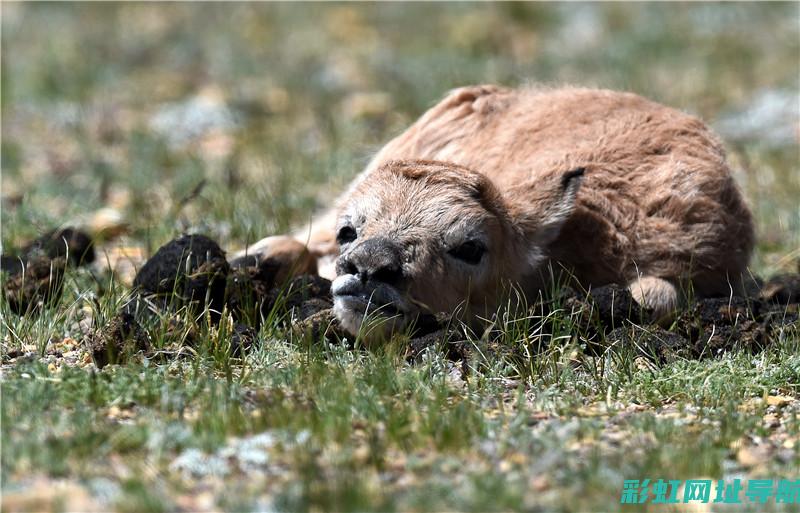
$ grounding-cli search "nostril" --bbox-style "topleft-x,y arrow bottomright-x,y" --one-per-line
371,264 -> 403,286
337,257 -> 358,277
337,237 -> 405,286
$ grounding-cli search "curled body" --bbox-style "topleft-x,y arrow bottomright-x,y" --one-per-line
238,85 -> 755,338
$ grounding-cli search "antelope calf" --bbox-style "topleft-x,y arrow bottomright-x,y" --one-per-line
237,85 -> 755,338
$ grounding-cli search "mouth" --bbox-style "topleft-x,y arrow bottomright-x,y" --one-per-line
331,275 -> 414,337
333,294 -> 403,317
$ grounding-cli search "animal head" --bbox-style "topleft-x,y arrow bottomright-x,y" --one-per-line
331,160 -> 583,340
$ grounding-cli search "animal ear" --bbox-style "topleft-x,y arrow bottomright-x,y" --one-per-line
526,167 -> 585,245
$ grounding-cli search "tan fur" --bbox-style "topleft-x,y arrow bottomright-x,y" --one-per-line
628,276 -> 679,323
239,235 -> 317,284
237,85 -> 755,335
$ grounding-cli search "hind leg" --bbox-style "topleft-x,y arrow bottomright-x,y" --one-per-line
628,276 -> 679,324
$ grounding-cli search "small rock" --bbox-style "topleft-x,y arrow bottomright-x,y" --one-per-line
761,273 -> 800,305
230,323 -> 257,357
675,297 -> 768,356
736,444 -> 771,468
3,256 -> 67,314
133,234 -> 230,319
406,329 -> 471,363
225,265 -> 276,325
607,325 -> 691,363
282,275 -> 333,319
289,298 -> 333,323
27,228 -> 95,267
283,274 -> 332,303
90,312 -> 150,368
291,308 -> 347,344
588,284 -> 644,327
766,395 -> 794,407
556,284 -> 644,337
2,228 -> 94,275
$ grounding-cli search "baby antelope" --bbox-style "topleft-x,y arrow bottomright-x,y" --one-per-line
237,85 -> 755,339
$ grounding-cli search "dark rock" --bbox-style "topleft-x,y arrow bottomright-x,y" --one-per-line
675,296 -> 768,356
403,311 -> 474,364
741,274 -> 765,299
676,296 -> 755,336
1,228 -> 95,275
760,304 -> 799,329
133,234 -> 230,318
555,285 -> 643,336
227,270 -> 331,326
1,255 -> 24,276
120,293 -> 169,322
3,256 -> 67,314
409,312 -> 452,338
289,297 -> 333,323
230,323 -> 257,357
33,228 -> 95,267
291,308 -> 347,344
182,259 -> 230,317
607,325 -> 692,363
282,275 -> 332,305
134,234 -> 227,293
588,284 -> 645,326
406,329 -> 471,363
90,312 -> 150,368
1,228 -> 94,315
225,265 -> 276,325
695,320 -> 769,356
693,295 -> 755,322
281,274 -> 333,321
407,330 -> 447,359
761,273 -> 800,305
2,348 -> 26,361
552,287 -> 592,328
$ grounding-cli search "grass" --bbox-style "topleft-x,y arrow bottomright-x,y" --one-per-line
2,3 -> 799,512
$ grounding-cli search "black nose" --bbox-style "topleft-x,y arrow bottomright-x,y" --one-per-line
336,237 -> 405,286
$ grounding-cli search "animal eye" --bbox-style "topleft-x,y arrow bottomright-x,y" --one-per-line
448,240 -> 486,265
336,225 -> 357,245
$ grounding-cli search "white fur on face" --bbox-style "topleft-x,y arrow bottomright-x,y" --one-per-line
331,274 -> 413,341
332,296 -> 365,338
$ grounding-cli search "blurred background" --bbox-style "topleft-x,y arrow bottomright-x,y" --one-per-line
2,2 -> 798,275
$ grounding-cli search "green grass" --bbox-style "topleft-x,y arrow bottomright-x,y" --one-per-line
2,3 -> 799,512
